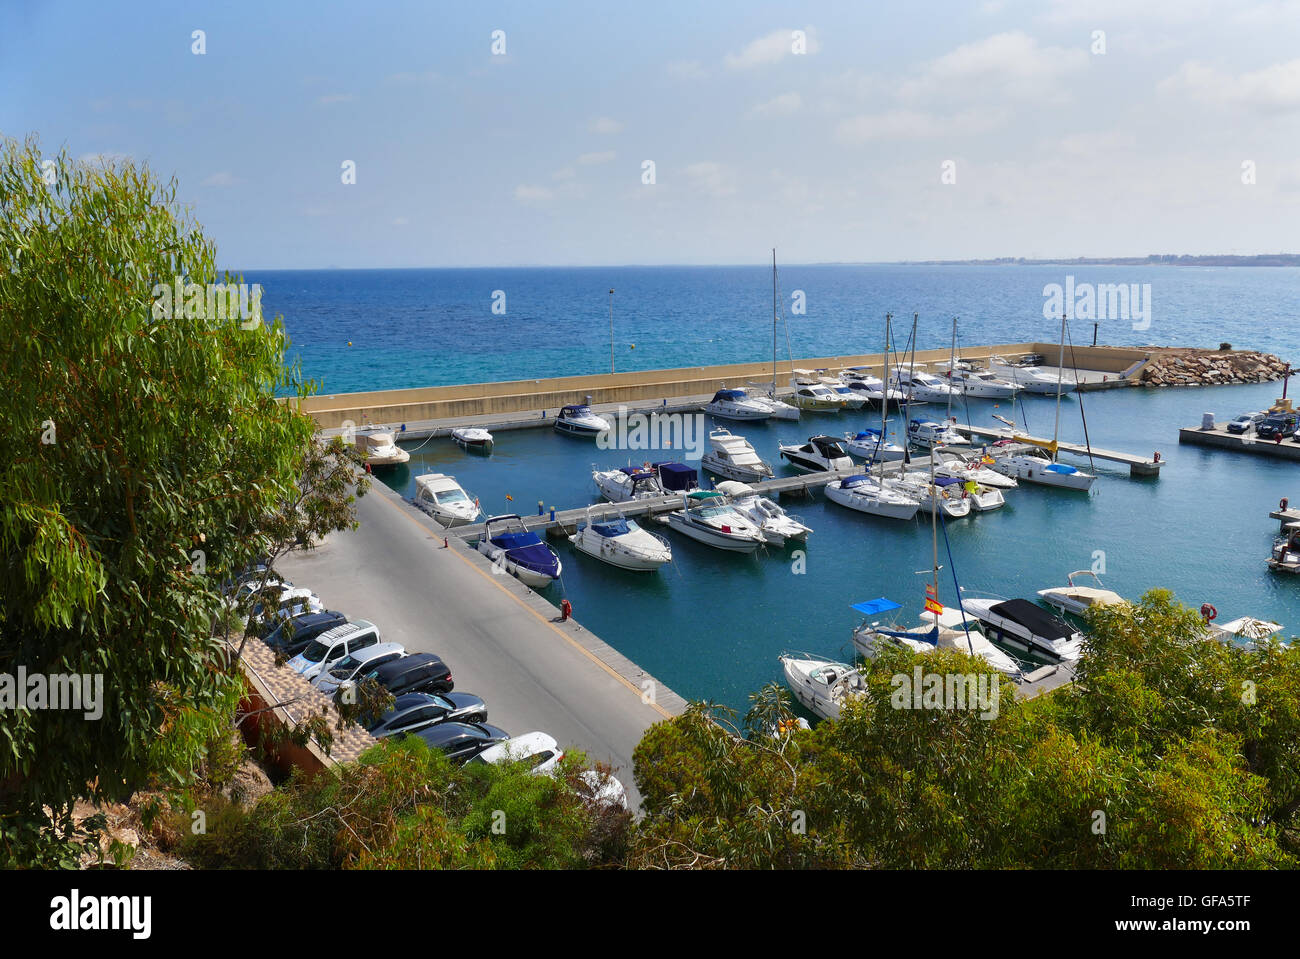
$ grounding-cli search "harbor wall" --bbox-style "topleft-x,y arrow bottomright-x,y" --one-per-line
295,341 -> 1153,429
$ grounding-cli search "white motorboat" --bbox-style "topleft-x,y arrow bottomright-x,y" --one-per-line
413,473 -> 481,527
891,366 -> 956,404
986,355 -> 1078,394
355,429 -> 410,468
569,509 -> 671,571
959,596 -> 1084,663
477,514 -> 563,587
824,473 -> 921,521
779,435 -> 853,473
850,598 -> 1021,678
820,376 -> 868,410
990,445 -> 1096,491
844,429 -> 907,463
664,490 -> 765,552
704,388 -> 772,422
700,428 -> 774,483
906,418 -> 970,450
751,391 -> 801,420
1037,570 -> 1126,616
789,372 -> 847,412
553,404 -> 612,437
714,480 -> 811,546
939,477 -> 1004,511
1268,522 -> 1300,574
779,654 -> 866,721
934,451 -> 1018,489
451,427 -> 494,452
839,368 -> 904,405
892,472 -> 973,518
935,360 -> 1025,399
592,465 -> 666,503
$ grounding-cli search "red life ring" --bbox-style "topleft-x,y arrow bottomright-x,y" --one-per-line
1200,603 -> 1218,622
1281,497 -> 1289,511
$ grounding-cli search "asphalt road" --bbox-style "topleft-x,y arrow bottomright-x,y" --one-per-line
277,485 -> 677,808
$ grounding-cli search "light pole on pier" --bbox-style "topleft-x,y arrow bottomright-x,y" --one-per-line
608,288 -> 615,374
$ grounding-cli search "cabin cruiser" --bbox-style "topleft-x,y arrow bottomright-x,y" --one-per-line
934,451 -> 1018,489
704,388 -> 772,422
569,509 -> 672,571
935,360 -> 1024,399
700,428 -> 774,483
451,427 -> 494,452
839,368 -> 904,405
824,473 -> 921,521
1269,522 -> 1300,574
906,419 -> 970,449
746,386 -> 801,420
413,473 -> 481,527
355,429 -> 410,468
844,429 -> 907,463
990,445 -> 1096,491
892,472 -> 973,518
891,366 -> 956,404
850,598 -> 1021,678
958,596 -> 1084,663
779,655 -> 866,721
477,514 -> 563,587
714,480 -> 812,546
592,465 -> 666,503
553,404 -> 612,437
985,355 -> 1078,394
1037,570 -> 1126,616
820,377 -> 868,410
778,435 -> 853,473
664,490 -> 765,552
789,372 -> 847,412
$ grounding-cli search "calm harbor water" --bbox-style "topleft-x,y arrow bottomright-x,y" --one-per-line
250,265 -> 1300,716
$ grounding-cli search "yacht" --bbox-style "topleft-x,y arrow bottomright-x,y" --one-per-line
820,376 -> 868,410
704,388 -> 772,422
935,360 -> 1025,399
700,428 -> 775,483
789,373 -> 847,412
934,451 -> 1018,489
991,445 -> 1096,491
450,427 -> 494,452
906,418 -> 970,449
714,480 -> 812,547
664,490 -> 765,552
850,598 -> 1021,678
477,514 -> 563,587
844,429 -> 907,463
891,366 -> 956,404
892,472 -> 973,518
569,509 -> 672,571
839,368 -> 904,405
355,429 -> 410,468
753,391 -> 802,420
554,404 -> 612,437
592,465 -> 666,503
1037,570 -> 1127,616
1268,522 -> 1300,574
778,435 -> 853,473
958,596 -> 1084,663
413,473 -> 481,527
824,473 -> 921,521
986,355 -> 1078,394
778,655 -> 866,721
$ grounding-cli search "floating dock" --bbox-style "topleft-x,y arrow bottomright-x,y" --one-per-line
950,425 -> 1164,476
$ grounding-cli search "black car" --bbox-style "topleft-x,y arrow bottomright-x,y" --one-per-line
1256,413 -> 1298,439
366,691 -> 488,738
262,610 -> 348,657
415,721 -> 510,763
364,652 -> 453,695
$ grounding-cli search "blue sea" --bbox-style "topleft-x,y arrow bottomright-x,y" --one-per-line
247,265 -> 1300,716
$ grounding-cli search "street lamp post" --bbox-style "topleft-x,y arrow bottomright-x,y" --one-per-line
608,288 -> 615,374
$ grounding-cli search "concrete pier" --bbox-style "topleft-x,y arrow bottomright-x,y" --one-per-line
951,425 -> 1164,476
1179,421 -> 1300,462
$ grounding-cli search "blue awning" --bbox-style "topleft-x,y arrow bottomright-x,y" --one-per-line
851,597 -> 903,616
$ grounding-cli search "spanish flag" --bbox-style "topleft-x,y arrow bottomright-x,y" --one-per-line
924,583 -> 944,615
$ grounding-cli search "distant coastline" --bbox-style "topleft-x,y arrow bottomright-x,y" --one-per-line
898,254 -> 1300,267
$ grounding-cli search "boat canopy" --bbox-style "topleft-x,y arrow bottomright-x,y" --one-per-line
711,389 -> 746,402
841,474 -> 876,490
492,530 -> 544,550
852,429 -> 882,439
851,597 -> 903,616
686,490 -> 722,501
589,518 -> 632,537
713,480 -> 754,497
933,476 -> 963,487
560,404 -> 593,416
656,462 -> 699,491
989,598 -> 1075,640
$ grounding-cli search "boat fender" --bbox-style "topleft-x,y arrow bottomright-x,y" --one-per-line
560,599 -> 572,621
365,462 -> 372,474
1200,603 -> 1218,622
1281,497 -> 1289,511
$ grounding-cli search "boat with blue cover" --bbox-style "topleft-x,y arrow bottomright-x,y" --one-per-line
554,404 -> 612,437
704,388 -> 772,421
850,597 -> 1021,676
843,428 -> 906,463
569,508 -> 672,571
477,514 -> 563,587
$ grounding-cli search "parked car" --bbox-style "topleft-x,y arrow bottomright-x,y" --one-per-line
415,721 -> 510,764
363,652 -> 453,695
576,770 -> 630,810
1226,411 -> 1268,434
224,572 -> 289,610
1256,412 -> 1298,439
262,609 -> 348,658
314,642 -> 406,695
364,691 -> 488,738
248,587 -> 324,636
467,731 -> 564,775
287,620 -> 381,680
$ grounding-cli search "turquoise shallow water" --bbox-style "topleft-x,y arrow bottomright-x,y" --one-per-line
377,381 -> 1300,715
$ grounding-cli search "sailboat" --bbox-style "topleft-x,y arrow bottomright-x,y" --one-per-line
750,250 -> 802,420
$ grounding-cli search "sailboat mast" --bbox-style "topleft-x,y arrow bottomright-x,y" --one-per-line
879,313 -> 892,480
772,249 -> 777,393
947,315 -> 957,422
1053,313 -> 1065,461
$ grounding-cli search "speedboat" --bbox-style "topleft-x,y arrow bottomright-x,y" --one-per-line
704,388 -> 772,422
839,368 -> 904,405
986,355 -> 1078,394
554,404 -> 612,437
958,595 -> 1084,663
892,472 -> 973,518
935,360 -> 1025,399
664,490 -> 765,552
789,373 -> 847,412
451,427 -> 494,452
824,473 -> 921,521
891,366 -> 956,404
746,386 -> 801,420
1268,522 -> 1300,574
477,514 -> 563,587
850,598 -> 1021,678
906,419 -> 970,450
934,451 -> 1018,489
355,429 -> 411,468
778,654 -> 866,721
413,473 -> 481,527
779,435 -> 853,473
569,509 -> 672,571
938,476 -> 1004,511
1037,570 -> 1126,616
593,465 -> 666,503
701,428 -> 774,483
844,428 -> 907,463
991,446 -> 1096,491
714,480 -> 811,546
820,376 -> 868,410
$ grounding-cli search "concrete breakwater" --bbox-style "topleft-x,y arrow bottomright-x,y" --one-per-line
1137,347 -> 1287,387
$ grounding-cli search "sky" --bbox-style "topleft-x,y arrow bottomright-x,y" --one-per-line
2,0 -> 1299,268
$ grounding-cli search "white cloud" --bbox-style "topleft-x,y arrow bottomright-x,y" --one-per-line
201,171 -> 242,187
724,28 -> 819,70
665,60 -> 708,80
392,216 -> 409,226
514,184 -> 554,202
1159,59 -> 1300,113
752,92 -> 803,116
684,161 -> 737,196
577,150 -> 616,165
898,31 -> 1087,104
589,116 -> 624,134
552,166 -> 576,181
